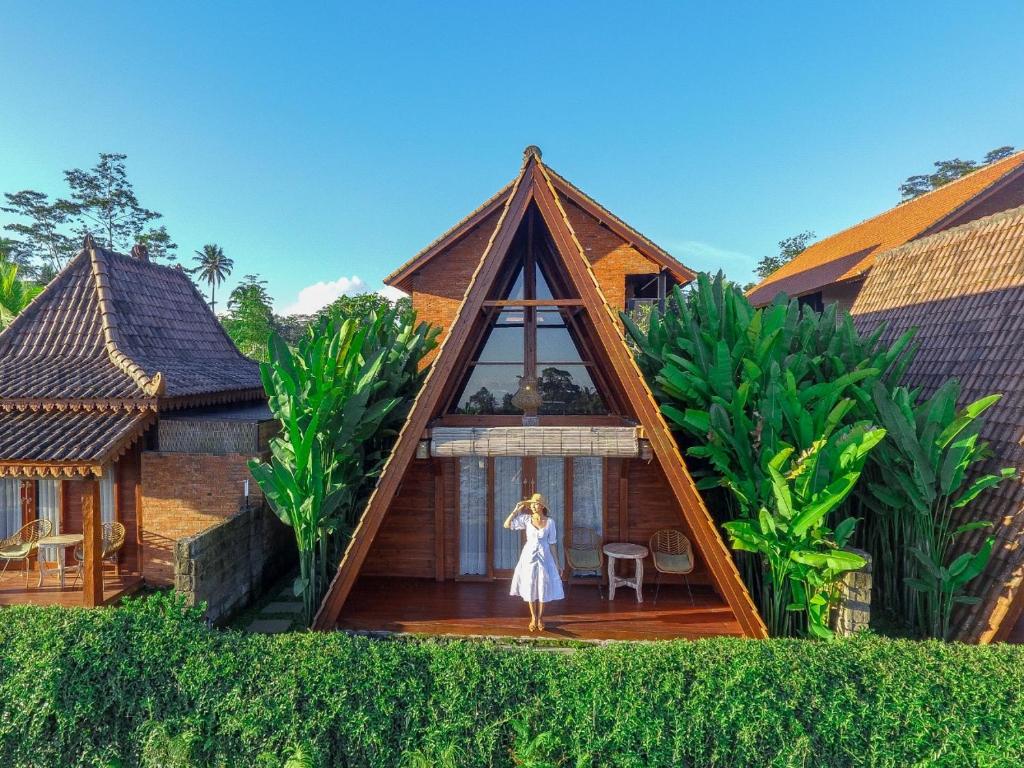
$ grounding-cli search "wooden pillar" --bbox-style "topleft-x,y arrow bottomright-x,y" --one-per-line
433,462 -> 445,582
82,478 -> 103,607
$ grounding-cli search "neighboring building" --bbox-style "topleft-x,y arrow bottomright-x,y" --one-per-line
313,147 -> 766,640
851,204 -> 1024,643
0,237 -> 274,604
747,151 -> 1024,310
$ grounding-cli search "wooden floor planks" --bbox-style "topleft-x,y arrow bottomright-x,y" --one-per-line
337,577 -> 744,640
0,570 -> 143,607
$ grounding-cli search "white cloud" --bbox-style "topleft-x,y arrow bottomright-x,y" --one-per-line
280,275 -> 369,315
378,284 -> 408,303
667,240 -> 756,284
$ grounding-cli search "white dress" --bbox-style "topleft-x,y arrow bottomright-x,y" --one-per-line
508,513 -> 565,603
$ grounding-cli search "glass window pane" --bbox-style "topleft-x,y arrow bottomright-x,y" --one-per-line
537,326 -> 584,363
535,264 -> 553,299
459,458 -> 487,575
505,267 -> 525,300
453,365 -> 524,414
493,457 -> 523,570
572,458 -> 604,571
476,327 -> 524,363
537,365 -> 608,415
0,479 -> 21,539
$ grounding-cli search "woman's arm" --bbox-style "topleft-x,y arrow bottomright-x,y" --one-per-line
503,501 -> 526,529
550,544 -> 561,573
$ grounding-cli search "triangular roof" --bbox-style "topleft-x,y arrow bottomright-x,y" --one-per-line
851,203 -> 1024,643
313,148 -> 765,637
383,148 -> 696,293
0,238 -> 262,476
747,151 -> 1024,306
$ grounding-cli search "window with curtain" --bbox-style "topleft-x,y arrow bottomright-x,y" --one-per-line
492,457 -> 523,570
100,470 -> 116,525
458,458 -> 487,576
36,478 -> 61,567
572,457 -> 603,535
536,457 -> 566,563
0,479 -> 21,539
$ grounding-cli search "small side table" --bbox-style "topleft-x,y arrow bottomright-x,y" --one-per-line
37,533 -> 83,588
603,543 -> 649,602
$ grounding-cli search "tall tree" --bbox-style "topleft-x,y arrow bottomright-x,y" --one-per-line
753,230 -> 816,281
61,152 -> 174,259
192,244 -> 233,313
900,145 -> 1016,200
222,274 -> 276,361
1,190 -> 76,275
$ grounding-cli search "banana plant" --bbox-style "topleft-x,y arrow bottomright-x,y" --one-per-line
0,259 -> 42,329
865,380 -> 1014,639
723,426 -> 886,638
250,306 -> 437,625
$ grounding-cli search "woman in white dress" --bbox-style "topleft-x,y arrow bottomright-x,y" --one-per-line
504,492 -> 563,632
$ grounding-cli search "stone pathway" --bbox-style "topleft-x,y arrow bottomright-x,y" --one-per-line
244,585 -> 305,634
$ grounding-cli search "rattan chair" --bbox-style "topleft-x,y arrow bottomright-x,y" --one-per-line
650,529 -> 695,605
565,526 -> 604,598
0,519 -> 53,585
69,522 -> 126,585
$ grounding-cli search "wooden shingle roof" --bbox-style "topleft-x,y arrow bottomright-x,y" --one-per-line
851,204 -> 1024,642
0,238 -> 263,473
748,151 -> 1024,306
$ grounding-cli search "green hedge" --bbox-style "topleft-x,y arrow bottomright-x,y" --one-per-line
0,594 -> 1022,767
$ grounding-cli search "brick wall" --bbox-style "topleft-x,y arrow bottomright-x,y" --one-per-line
140,451 -> 264,585
174,500 -> 293,624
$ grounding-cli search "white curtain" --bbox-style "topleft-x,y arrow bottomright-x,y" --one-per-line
36,479 -> 61,565
458,458 -> 487,575
536,458 -> 565,562
572,458 -> 603,535
100,470 -> 116,525
0,479 -> 21,539
492,457 -> 523,570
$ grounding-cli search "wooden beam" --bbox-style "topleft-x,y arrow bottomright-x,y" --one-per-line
481,299 -> 583,307
312,155 -> 538,630
530,162 -> 767,638
82,478 -> 103,608
433,462 -> 445,582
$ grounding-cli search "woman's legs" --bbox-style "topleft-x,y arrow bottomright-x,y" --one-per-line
536,601 -> 545,631
528,600 -> 538,631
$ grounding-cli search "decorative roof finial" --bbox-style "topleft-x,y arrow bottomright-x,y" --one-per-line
82,233 -> 96,251
523,145 -> 542,161
131,243 -> 150,263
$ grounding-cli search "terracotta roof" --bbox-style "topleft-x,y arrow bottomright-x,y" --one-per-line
0,408 -> 154,477
748,151 -> 1024,305
0,239 -> 263,474
850,204 -> 1024,642
384,156 -> 695,293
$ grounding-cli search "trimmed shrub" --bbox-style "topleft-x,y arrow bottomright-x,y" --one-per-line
0,593 -> 1022,767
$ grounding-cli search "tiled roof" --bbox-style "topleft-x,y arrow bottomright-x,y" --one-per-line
748,152 -> 1024,305
0,242 -> 262,405
850,204 -> 1024,642
0,239 -> 263,473
0,408 -> 154,477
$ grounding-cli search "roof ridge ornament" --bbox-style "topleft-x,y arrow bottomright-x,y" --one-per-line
82,233 -> 96,251
523,145 -> 543,161
130,243 -> 150,262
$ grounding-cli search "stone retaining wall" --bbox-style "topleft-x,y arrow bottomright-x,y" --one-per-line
174,500 -> 293,625
833,547 -> 872,637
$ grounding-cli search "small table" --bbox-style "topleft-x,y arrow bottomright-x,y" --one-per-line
37,534 -> 83,588
603,543 -> 649,602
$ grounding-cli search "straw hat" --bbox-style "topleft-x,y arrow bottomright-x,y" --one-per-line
525,492 -> 547,512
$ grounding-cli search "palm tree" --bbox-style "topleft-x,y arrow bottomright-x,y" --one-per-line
0,260 -> 42,329
192,244 -> 233,313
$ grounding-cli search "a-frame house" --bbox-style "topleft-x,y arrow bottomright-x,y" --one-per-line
314,147 -> 766,639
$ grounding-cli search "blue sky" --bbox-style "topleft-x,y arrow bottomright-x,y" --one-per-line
2,2 -> 1022,313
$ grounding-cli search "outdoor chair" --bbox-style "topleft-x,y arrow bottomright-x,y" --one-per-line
69,522 -> 126,586
0,519 -> 53,585
565,526 -> 604,598
650,528 -> 695,605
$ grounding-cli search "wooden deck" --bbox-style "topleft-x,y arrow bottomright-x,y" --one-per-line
336,577 -> 744,640
0,570 -> 143,608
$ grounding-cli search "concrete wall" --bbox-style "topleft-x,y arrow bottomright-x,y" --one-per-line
140,451 -> 264,585
174,500 -> 293,624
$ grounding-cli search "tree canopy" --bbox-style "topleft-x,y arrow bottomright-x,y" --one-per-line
899,145 -> 1016,200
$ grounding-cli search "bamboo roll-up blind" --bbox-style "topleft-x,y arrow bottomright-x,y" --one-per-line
431,427 -> 640,457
